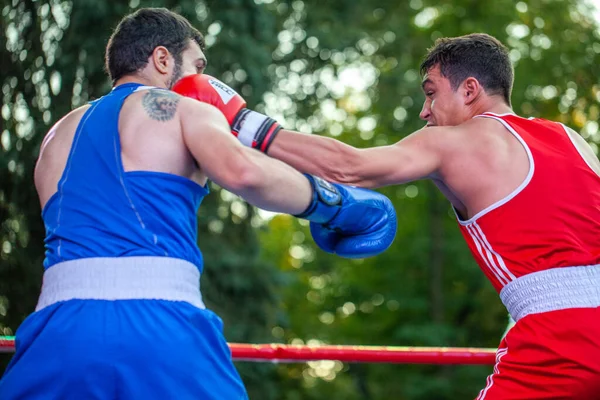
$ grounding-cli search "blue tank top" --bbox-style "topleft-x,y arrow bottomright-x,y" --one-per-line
42,83 -> 208,271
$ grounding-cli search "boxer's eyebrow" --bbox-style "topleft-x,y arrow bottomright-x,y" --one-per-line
421,78 -> 433,90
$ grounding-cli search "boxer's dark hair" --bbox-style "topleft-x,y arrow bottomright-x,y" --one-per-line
105,8 -> 204,83
420,33 -> 513,106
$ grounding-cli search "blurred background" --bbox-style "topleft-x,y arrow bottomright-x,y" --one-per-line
1,0 -> 599,398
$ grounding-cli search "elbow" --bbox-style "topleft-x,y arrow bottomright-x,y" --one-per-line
219,149 -> 264,194
231,167 -> 263,193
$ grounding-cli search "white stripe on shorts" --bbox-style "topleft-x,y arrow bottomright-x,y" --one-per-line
476,347 -> 508,400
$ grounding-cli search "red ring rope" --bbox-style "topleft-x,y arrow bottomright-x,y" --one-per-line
229,343 -> 496,364
0,337 -> 495,364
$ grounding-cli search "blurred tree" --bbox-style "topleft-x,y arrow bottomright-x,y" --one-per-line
1,0 -> 599,399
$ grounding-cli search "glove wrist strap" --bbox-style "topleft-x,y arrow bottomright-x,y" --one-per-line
294,174 -> 342,224
232,109 -> 282,152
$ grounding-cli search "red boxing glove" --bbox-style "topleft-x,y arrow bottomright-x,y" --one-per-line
172,74 -> 282,153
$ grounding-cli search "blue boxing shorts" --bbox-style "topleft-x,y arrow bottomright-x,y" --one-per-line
0,257 -> 248,400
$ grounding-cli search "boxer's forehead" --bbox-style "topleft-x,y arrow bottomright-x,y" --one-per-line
421,65 -> 444,89
183,39 -> 205,59
183,39 -> 207,70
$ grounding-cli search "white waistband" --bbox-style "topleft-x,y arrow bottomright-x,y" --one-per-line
36,257 -> 205,311
499,265 -> 600,321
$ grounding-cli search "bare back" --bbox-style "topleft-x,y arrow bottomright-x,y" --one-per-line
35,89 -> 206,209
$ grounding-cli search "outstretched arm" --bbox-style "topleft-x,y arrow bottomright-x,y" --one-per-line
268,127 -> 447,188
173,74 -> 450,189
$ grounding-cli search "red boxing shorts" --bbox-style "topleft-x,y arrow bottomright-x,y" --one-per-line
477,266 -> 600,399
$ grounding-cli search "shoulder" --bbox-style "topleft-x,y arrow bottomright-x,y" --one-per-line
444,117 -> 510,148
176,93 -> 230,127
49,104 -> 92,134
64,104 -> 92,122
399,123 -> 472,153
406,118 -> 508,163
133,88 -> 227,126
140,87 -> 180,104
135,89 -> 181,122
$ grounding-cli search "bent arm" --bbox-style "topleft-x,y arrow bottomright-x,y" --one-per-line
268,127 -> 447,188
180,98 -> 312,214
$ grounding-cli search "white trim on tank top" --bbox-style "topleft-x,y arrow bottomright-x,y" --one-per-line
133,85 -> 158,92
455,113 -> 535,226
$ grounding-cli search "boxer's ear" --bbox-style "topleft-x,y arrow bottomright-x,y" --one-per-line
151,46 -> 171,75
462,77 -> 483,105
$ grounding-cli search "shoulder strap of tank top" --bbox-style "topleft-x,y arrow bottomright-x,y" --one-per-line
473,112 -> 518,119
56,83 -> 154,190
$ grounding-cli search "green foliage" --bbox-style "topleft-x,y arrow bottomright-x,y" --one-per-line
1,0 -> 599,399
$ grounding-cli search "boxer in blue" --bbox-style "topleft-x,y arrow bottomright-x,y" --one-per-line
0,8 -> 396,400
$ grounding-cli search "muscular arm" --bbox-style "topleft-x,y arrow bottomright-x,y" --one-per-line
179,97 -> 312,214
267,127 -> 449,188
172,74 -> 447,189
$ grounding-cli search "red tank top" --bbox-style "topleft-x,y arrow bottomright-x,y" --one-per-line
456,112 -> 600,292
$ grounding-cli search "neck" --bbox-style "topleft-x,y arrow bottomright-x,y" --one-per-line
468,96 -> 513,118
113,73 -> 166,89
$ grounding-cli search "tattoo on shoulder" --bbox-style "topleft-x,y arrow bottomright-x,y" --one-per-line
142,89 -> 180,122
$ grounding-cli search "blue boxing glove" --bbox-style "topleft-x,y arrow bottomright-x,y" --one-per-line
295,174 -> 397,258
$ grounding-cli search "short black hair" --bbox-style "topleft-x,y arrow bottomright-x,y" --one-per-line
105,8 -> 204,83
420,33 -> 514,106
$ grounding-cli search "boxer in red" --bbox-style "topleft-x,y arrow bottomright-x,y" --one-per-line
176,33 -> 600,398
